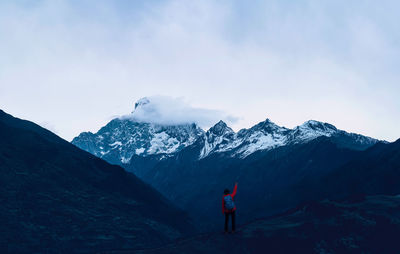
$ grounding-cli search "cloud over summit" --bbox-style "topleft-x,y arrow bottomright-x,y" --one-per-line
121,96 -> 237,128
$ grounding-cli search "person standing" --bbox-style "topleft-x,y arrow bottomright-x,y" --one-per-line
222,182 -> 238,233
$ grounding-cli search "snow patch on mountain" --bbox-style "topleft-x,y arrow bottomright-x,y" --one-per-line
236,132 -> 287,157
135,148 -> 145,155
110,141 -> 122,147
148,132 -> 180,154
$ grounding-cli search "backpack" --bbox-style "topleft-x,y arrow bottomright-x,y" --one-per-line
224,195 -> 235,211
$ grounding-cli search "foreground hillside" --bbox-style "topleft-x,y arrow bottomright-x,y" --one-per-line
0,110 -> 194,253
105,195 -> 400,254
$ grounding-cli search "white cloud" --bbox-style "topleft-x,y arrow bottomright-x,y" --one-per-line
120,96 -> 237,128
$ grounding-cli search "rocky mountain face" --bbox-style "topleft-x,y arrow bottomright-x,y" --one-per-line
0,110 -> 194,253
317,137 -> 400,199
72,118 -> 203,165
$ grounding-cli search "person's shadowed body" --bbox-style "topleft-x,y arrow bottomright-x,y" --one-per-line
222,182 -> 238,233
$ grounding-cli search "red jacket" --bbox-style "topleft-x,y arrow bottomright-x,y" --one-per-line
222,183 -> 237,214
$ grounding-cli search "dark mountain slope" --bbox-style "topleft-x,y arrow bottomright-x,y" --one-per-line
107,195 -> 400,254
0,110 -> 194,253
318,138 -> 400,200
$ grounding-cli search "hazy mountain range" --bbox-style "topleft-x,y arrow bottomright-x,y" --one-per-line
72,98 -> 388,231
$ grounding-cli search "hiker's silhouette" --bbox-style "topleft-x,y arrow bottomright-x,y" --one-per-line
222,182 -> 237,233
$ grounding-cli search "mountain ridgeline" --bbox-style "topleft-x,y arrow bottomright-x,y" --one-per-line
0,110 -> 194,253
71,98 -> 392,232
72,116 -> 378,167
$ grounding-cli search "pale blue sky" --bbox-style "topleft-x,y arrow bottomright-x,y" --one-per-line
0,0 -> 399,141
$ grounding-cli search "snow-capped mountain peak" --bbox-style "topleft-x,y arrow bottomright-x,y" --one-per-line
72,117 -> 204,165
301,120 -> 337,132
249,118 -> 290,134
232,119 -> 290,158
208,120 -> 234,136
198,120 -> 236,159
72,104 -> 381,164
288,120 -> 338,144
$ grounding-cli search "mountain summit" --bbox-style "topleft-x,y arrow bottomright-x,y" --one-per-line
72,119 -> 204,165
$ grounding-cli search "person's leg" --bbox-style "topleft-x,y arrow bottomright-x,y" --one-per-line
224,212 -> 229,232
231,211 -> 236,232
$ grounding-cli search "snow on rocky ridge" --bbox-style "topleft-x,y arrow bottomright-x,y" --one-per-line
72,119 -> 203,165
199,118 -> 379,159
72,98 -> 380,165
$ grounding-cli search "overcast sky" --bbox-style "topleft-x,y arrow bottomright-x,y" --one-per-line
0,0 -> 399,141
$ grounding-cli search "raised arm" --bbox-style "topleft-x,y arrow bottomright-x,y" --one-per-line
231,182 -> 238,197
